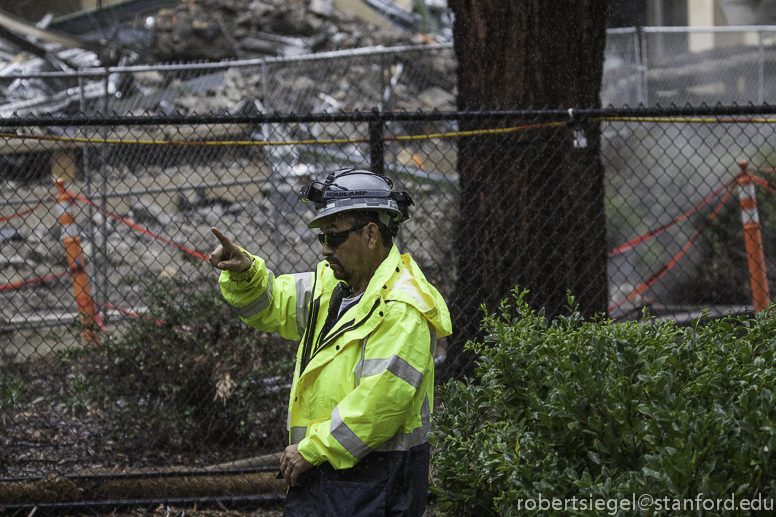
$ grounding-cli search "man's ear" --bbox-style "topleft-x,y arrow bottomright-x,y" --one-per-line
367,222 -> 380,249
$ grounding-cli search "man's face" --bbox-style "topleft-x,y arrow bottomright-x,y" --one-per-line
318,213 -> 368,283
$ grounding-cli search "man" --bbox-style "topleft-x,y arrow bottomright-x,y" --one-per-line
209,169 -> 452,516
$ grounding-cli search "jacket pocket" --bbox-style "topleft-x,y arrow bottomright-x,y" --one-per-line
306,417 -> 328,438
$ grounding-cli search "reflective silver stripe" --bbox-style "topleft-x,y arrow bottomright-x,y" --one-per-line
742,207 -> 760,225
330,407 -> 372,460
234,270 -> 274,318
360,355 -> 423,389
375,424 -> 431,452
290,426 -> 307,444
739,183 -> 756,200
375,394 -> 431,452
293,272 -> 313,340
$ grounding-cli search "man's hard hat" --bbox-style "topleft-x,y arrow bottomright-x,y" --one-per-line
298,168 -> 414,235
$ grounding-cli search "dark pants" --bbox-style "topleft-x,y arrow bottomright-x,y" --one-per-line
283,443 -> 429,517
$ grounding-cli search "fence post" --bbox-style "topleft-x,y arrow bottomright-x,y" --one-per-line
759,30 -> 765,105
55,179 -> 101,346
737,160 -> 771,312
261,60 -> 269,111
78,70 -> 95,252
380,52 -> 388,111
369,108 -> 385,176
639,27 -> 649,106
99,68 -> 110,309
635,27 -> 645,106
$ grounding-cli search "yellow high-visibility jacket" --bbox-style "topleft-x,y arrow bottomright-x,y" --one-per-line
218,244 -> 452,469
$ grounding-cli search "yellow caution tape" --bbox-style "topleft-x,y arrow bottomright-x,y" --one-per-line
4,116 -> 773,148
0,122 -> 567,147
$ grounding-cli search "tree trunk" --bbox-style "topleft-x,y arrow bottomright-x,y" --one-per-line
445,0 -> 609,379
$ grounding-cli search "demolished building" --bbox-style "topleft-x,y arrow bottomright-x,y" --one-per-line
0,0 -> 450,119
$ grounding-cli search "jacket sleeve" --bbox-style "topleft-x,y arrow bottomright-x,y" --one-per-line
297,302 -> 433,469
218,249 -> 314,341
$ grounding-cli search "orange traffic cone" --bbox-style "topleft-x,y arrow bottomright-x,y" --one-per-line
55,178 -> 101,345
737,160 -> 770,312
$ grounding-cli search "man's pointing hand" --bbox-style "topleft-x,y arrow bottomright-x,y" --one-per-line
210,227 -> 252,272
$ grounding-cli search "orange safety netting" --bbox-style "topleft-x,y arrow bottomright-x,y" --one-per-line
70,191 -> 210,263
0,270 -> 68,291
0,198 -> 52,224
608,178 -> 737,257
608,182 -> 736,312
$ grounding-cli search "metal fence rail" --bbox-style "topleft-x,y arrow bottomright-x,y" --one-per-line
2,105 -> 776,510
3,26 -> 776,118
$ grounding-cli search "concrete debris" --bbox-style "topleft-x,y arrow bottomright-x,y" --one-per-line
0,253 -> 26,268
0,0 -> 453,118
418,86 -> 456,110
151,0 -> 420,62
129,197 -> 173,227
363,0 -> 421,31
309,0 -> 334,18
178,187 -> 236,212
0,8 -> 106,118
0,228 -> 23,243
0,9 -> 106,56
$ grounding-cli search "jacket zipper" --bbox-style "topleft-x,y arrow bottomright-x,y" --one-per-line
313,315 -> 354,354
299,274 -> 320,375
313,283 -> 352,353
309,298 -> 381,362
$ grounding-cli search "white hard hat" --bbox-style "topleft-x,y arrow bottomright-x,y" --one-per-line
298,168 -> 414,235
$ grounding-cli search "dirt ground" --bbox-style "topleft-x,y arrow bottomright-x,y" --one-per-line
1,349 -> 445,516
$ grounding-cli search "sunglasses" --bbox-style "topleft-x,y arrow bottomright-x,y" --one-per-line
317,223 -> 369,247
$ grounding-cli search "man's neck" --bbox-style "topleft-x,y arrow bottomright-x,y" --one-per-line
349,245 -> 391,297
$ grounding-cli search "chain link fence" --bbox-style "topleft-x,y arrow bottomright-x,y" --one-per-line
4,100 -> 776,509
0,44 -> 457,119
5,25 -> 776,121
640,26 -> 776,106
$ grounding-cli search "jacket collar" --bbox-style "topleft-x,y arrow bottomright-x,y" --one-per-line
361,244 -> 404,303
323,245 -> 402,328
299,247 -> 402,373
313,244 -> 403,304
312,244 -> 451,339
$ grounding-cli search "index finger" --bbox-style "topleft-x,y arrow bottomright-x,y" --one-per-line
211,227 -> 233,248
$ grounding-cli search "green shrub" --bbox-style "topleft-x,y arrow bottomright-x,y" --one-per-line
431,288 -> 776,516
60,265 -> 295,457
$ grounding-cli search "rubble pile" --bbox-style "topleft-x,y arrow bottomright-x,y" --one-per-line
151,0 -> 419,62
0,41 -> 103,117
161,46 -> 457,116
0,0 -> 455,118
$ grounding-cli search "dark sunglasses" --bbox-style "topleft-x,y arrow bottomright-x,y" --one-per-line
317,223 -> 369,247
